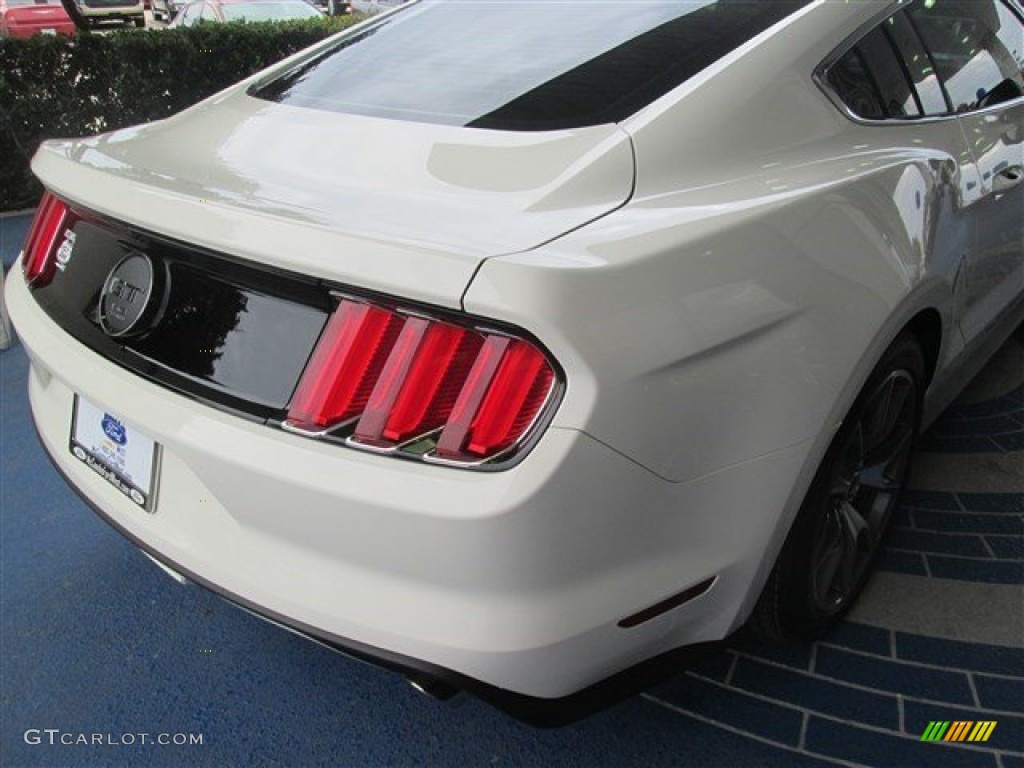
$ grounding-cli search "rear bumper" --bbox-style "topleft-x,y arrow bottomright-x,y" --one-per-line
1,20 -> 76,35
7,264 -> 812,700
36,450 -> 717,725
80,14 -> 143,23
77,4 -> 143,19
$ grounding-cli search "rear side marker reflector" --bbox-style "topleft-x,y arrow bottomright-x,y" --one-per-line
617,577 -> 717,629
22,192 -> 70,287
285,298 -> 558,467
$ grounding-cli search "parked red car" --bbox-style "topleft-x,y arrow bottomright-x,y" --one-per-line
0,0 -> 75,36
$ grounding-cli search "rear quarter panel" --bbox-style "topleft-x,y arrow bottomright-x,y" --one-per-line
462,0 -> 991,630
465,1 -> 972,486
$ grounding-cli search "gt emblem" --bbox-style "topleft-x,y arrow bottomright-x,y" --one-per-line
54,230 -> 76,272
99,252 -> 163,338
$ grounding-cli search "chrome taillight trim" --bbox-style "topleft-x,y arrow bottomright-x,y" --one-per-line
421,381 -> 560,468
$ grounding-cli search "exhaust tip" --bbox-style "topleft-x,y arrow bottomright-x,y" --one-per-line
407,675 -> 459,701
142,551 -> 190,586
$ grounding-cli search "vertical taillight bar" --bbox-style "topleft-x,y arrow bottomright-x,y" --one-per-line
354,320 -> 484,445
433,336 -> 510,459
286,301 -> 404,432
353,316 -> 433,443
22,192 -> 69,287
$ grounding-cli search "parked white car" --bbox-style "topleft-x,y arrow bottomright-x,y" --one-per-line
6,0 -> 1023,721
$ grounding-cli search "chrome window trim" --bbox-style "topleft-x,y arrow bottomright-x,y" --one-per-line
815,0 -> 1024,127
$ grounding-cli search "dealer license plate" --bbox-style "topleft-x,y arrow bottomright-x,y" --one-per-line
69,396 -> 159,512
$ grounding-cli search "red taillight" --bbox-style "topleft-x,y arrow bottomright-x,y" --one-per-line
354,319 -> 484,445
22,192 -> 69,287
286,301 -> 404,431
440,339 -> 553,460
286,298 -> 558,466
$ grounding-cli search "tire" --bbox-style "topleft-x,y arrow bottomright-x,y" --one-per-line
751,333 -> 926,642
134,15 -> 145,26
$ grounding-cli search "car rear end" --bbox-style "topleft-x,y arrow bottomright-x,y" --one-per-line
0,0 -> 75,36
77,0 -> 143,26
4,65 -> 691,699
6,186 -> 705,705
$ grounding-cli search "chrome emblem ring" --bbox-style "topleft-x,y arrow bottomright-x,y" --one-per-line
99,253 -> 157,338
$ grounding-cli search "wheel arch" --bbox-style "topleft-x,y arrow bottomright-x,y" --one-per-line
736,291 -> 952,633
904,307 -> 943,390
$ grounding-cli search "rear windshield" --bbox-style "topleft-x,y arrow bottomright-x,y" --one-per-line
252,0 -> 812,130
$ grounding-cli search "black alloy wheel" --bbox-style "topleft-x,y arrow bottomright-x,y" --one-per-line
752,333 -> 926,642
809,368 -> 916,614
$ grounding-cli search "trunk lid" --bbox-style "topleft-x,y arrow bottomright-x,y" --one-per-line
5,3 -> 72,30
32,91 -> 634,308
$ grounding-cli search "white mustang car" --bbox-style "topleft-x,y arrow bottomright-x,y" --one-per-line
6,0 -> 1023,720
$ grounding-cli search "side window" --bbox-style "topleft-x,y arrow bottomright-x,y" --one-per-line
884,12 -> 950,115
858,26 -> 922,117
908,0 -> 1024,112
827,47 -> 886,119
826,25 -> 922,119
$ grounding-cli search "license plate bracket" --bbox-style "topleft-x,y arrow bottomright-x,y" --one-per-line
69,395 -> 160,512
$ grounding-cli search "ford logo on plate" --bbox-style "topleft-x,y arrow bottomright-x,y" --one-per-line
102,413 -> 127,445
99,252 -> 164,337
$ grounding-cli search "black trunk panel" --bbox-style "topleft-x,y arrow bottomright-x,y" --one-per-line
30,213 -> 329,421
